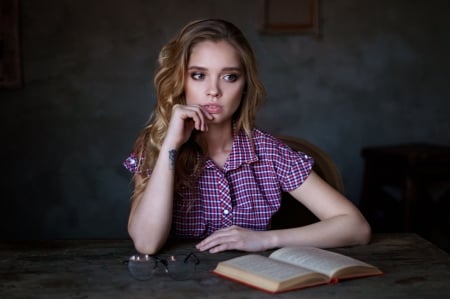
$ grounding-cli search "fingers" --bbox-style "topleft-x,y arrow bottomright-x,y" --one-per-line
196,226 -> 270,253
196,236 -> 233,254
164,105 -> 214,148
173,104 -> 213,132
196,226 -> 242,253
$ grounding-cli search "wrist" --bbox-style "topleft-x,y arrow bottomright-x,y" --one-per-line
161,139 -> 180,152
263,230 -> 279,250
158,144 -> 178,171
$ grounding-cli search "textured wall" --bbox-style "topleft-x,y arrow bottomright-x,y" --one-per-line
1,0 -> 449,239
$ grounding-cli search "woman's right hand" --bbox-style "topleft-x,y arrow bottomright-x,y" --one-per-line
129,103 -> 213,254
164,104 -> 214,148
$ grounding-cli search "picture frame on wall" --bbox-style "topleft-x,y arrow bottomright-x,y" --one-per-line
262,0 -> 320,35
0,0 -> 22,88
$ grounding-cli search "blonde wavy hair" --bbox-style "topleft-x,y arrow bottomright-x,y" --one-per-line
131,19 -> 265,202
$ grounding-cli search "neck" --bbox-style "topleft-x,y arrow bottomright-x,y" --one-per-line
206,123 -> 233,151
196,122 -> 234,164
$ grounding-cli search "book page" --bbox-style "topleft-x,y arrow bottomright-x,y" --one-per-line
217,254 -> 321,282
214,254 -> 330,293
269,247 -> 376,278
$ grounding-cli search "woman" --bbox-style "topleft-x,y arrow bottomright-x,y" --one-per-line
124,19 -> 371,254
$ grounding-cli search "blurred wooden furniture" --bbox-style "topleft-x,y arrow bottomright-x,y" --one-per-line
359,143 -> 450,251
271,136 -> 344,229
1,234 -> 449,298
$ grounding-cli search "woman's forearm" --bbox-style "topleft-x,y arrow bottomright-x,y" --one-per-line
268,213 -> 371,249
128,145 -> 177,254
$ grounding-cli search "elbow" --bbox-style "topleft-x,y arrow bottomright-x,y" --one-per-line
129,233 -> 164,255
132,238 -> 161,255
128,226 -> 166,255
354,217 -> 372,246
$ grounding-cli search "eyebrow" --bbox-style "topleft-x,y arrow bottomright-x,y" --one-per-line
187,66 -> 242,72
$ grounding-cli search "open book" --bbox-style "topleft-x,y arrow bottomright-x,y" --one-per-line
213,247 -> 383,293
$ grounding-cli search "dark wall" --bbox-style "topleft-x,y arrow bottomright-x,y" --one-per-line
1,0 -> 449,239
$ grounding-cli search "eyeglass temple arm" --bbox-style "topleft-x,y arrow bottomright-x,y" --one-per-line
184,252 -> 200,265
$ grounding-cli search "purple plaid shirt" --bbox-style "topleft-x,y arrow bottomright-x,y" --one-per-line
124,128 -> 313,239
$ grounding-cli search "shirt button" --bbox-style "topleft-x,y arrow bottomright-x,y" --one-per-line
223,209 -> 230,215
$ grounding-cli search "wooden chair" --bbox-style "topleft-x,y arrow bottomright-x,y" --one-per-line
270,136 -> 345,229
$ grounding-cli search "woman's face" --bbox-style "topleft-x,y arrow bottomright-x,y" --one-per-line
184,40 -> 245,126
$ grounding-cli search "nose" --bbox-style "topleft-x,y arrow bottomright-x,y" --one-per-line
207,78 -> 221,98
208,89 -> 219,97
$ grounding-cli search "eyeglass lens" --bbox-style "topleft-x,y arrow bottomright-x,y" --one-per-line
127,253 -> 199,281
166,254 -> 198,280
127,254 -> 159,281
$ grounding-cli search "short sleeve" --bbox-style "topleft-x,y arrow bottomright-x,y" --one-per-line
123,153 -> 142,174
274,142 -> 314,192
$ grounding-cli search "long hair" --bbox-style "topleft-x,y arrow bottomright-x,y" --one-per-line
131,19 -> 265,202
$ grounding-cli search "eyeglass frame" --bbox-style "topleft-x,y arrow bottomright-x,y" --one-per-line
125,251 -> 200,281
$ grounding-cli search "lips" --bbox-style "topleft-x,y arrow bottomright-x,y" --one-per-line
202,105 -> 223,114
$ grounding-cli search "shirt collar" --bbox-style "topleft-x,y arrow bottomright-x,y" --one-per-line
205,129 -> 258,172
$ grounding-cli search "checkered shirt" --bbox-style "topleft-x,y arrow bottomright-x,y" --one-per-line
123,128 -> 313,239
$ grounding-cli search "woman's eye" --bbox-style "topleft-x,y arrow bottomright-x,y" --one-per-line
223,74 -> 239,82
191,72 -> 205,80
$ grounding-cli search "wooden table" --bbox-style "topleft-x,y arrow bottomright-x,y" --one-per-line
1,234 -> 449,298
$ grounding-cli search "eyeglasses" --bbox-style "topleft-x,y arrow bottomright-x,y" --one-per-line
126,252 -> 200,281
